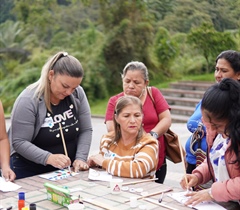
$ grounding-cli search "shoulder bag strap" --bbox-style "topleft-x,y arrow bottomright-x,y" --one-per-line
147,86 -> 156,109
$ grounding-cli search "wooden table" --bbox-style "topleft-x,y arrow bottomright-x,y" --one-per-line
0,169 -> 239,210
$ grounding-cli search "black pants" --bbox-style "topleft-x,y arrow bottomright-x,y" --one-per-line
10,153 -> 57,179
186,163 -> 196,174
155,159 -> 167,184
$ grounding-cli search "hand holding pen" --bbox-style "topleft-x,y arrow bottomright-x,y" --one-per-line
180,174 -> 198,191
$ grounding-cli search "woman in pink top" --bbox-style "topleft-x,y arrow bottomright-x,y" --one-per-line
105,61 -> 171,183
180,78 -> 240,206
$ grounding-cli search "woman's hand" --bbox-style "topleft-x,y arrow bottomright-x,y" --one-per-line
87,158 -> 97,168
46,154 -> 71,169
88,154 -> 104,167
1,166 -> 16,181
180,174 -> 198,190
72,159 -> 89,172
184,189 -> 214,206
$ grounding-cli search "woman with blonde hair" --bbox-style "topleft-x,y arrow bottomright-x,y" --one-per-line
9,51 -> 92,179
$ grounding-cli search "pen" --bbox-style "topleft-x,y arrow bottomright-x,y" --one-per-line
158,192 -> 164,203
0,206 -> 13,210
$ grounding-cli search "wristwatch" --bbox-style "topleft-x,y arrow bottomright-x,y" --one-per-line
150,131 -> 159,139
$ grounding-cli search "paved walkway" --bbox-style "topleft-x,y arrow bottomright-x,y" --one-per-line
6,117 -> 191,188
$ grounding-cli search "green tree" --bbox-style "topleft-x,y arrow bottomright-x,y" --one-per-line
0,20 -> 37,78
147,0 -> 175,21
70,24 -> 109,102
160,0 -> 212,33
0,0 -> 15,23
160,0 -> 240,33
154,27 -> 179,77
99,0 -> 155,93
12,0 -> 61,47
207,0 -> 240,31
188,22 -> 237,73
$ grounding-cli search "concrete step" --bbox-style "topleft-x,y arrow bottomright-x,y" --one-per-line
170,81 -> 214,91
162,81 -> 214,123
170,105 -> 195,116
170,114 -> 190,123
164,96 -> 199,107
178,80 -> 214,84
161,88 -> 205,99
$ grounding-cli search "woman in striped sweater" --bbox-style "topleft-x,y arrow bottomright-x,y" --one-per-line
88,95 -> 158,178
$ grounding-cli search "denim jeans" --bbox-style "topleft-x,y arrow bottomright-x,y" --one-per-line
10,153 -> 56,179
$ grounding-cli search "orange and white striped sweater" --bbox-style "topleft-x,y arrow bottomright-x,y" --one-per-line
100,132 -> 158,178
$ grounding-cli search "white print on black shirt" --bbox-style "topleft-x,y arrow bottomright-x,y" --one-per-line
42,109 -> 74,128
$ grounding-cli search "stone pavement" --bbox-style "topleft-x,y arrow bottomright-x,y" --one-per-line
5,117 -> 191,189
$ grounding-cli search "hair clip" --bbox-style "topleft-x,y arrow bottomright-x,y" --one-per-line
63,52 -> 68,56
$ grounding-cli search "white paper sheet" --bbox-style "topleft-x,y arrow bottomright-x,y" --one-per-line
168,191 -> 226,210
0,177 -> 21,192
88,168 -> 112,181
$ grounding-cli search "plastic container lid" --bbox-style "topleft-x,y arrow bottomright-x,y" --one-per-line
18,192 -> 25,200
29,203 -> 36,210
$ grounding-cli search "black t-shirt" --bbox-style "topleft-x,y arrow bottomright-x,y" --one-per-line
33,96 -> 80,163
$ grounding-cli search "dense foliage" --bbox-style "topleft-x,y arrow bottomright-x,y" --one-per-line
0,0 -> 239,112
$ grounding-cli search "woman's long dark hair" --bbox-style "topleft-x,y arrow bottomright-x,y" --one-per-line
201,78 -> 240,167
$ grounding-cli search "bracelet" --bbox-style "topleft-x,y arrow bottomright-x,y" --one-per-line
208,188 -> 213,199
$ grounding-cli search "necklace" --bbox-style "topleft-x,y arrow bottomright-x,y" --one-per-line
138,88 -> 146,99
51,101 -> 59,106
